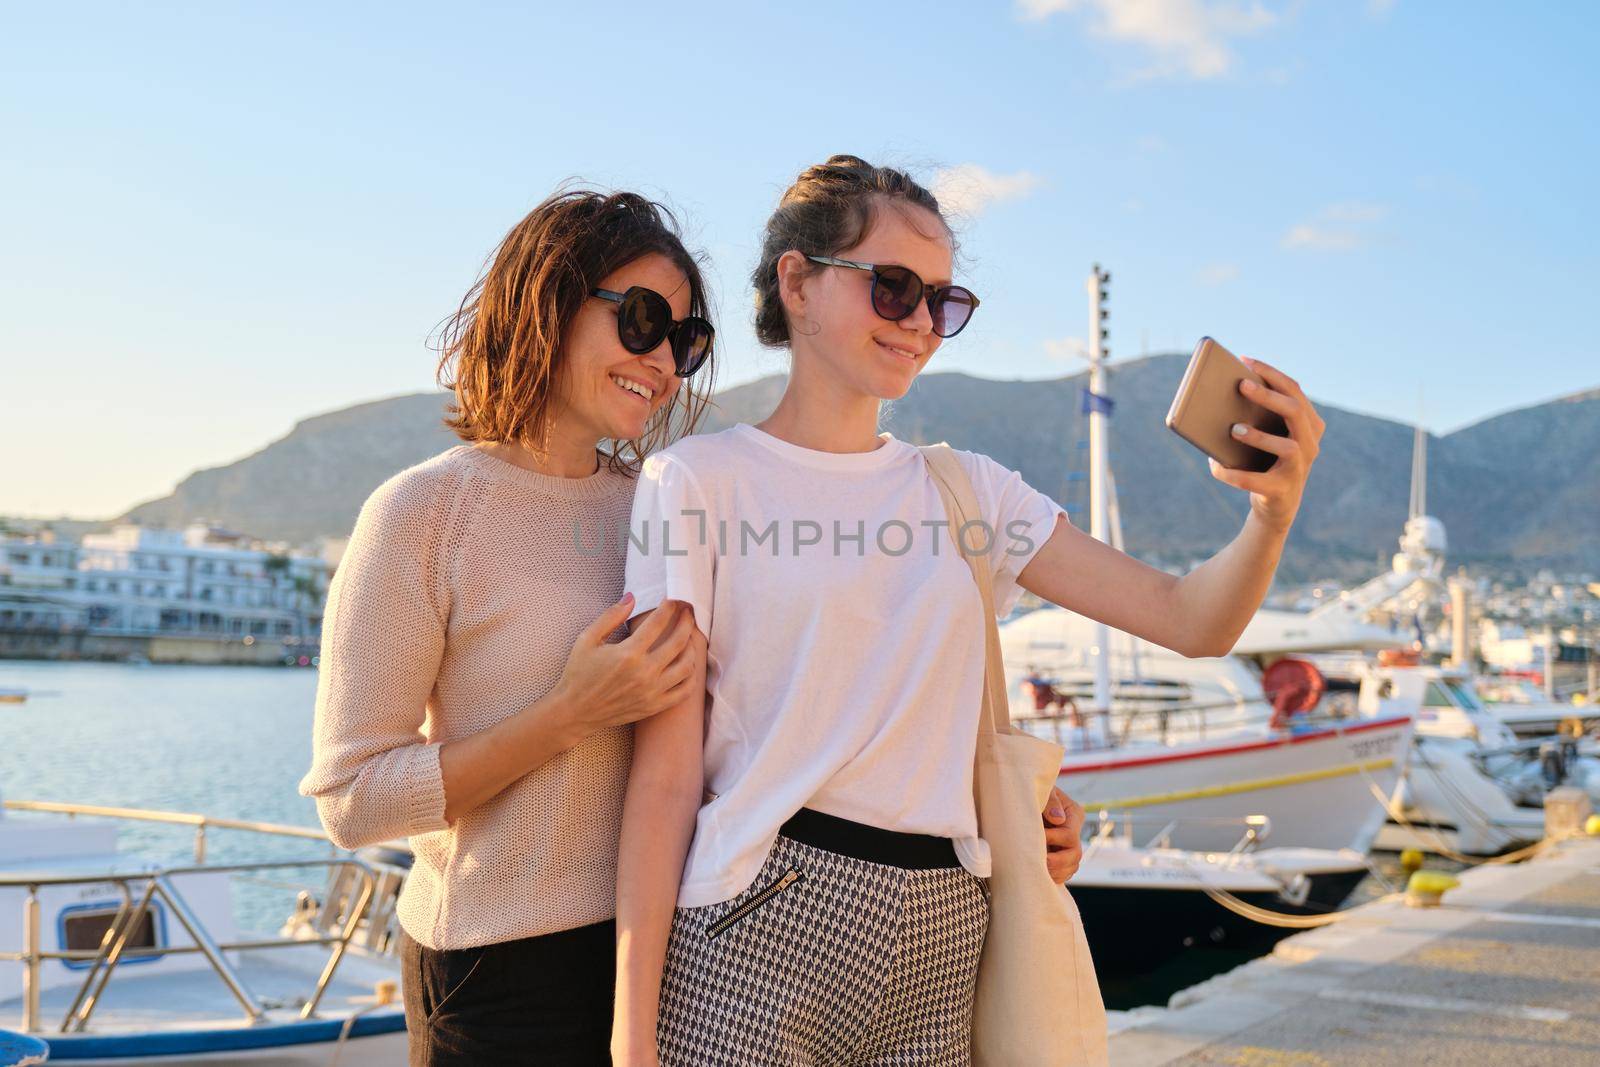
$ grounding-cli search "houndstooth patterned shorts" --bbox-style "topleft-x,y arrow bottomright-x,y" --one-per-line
657,833 -> 989,1066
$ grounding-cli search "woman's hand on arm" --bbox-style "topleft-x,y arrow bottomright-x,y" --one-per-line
439,596 -> 698,824
1016,357 -> 1324,659
612,606 -> 708,1067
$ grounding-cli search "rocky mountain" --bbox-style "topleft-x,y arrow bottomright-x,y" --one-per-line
119,393 -> 461,547
114,354 -> 1599,579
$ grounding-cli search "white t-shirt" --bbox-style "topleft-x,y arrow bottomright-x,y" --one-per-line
624,423 -> 1066,907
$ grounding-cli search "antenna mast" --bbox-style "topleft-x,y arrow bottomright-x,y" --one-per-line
1086,265 -> 1113,715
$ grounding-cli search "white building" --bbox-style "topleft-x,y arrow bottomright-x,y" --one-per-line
0,531 -> 85,634
0,523 -> 327,642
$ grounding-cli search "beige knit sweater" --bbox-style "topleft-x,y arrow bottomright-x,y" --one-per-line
299,444 -> 637,950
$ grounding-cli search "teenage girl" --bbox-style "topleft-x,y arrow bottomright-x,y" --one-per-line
612,155 -> 1324,1066
301,189 -> 715,1065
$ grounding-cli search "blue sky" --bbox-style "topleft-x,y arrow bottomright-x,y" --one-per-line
3,1 -> 1595,520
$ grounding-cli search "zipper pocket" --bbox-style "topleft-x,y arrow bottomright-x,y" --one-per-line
705,869 -> 803,941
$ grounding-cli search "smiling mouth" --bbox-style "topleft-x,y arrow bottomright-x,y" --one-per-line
875,339 -> 919,361
610,374 -> 655,403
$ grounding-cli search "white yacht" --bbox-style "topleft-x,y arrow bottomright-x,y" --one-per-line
1473,675 -> 1600,740
1357,658 -> 1597,854
1003,605 -> 1414,855
0,796 -> 407,1064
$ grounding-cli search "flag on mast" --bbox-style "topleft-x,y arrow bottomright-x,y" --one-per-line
1080,387 -> 1115,416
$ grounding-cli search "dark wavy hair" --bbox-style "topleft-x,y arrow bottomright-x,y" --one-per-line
434,188 -> 716,472
751,154 -> 952,348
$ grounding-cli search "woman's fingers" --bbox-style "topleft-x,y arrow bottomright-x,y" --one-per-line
647,606 -> 696,670
1208,457 -> 1274,494
624,600 -> 678,646
1238,378 -> 1298,420
1229,422 -> 1299,458
1240,378 -> 1318,454
1242,360 -> 1326,441
1241,356 -> 1302,400
651,670 -> 700,715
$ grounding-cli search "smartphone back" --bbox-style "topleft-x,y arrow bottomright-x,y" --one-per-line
1164,337 -> 1287,473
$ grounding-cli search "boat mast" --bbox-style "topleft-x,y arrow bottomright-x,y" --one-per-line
1086,265 -> 1113,715
1409,423 -> 1426,521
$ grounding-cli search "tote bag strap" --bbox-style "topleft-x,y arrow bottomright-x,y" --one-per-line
919,442 -> 1014,739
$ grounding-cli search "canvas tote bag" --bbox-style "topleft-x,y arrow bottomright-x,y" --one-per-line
919,442 -> 1109,1067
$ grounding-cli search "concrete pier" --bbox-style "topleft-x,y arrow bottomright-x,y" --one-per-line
1109,836 -> 1600,1065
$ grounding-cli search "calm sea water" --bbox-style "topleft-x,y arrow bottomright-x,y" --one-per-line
6,661 -> 325,932
7,661 -> 319,827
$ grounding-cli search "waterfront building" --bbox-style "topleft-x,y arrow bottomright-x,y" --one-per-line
0,529 -> 85,635
0,522 -> 329,660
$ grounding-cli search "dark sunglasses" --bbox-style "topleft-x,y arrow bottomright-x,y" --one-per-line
590,286 -> 714,378
805,255 -> 980,339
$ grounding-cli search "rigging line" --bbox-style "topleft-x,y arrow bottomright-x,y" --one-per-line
1412,742 -> 1516,838
1202,887 -> 1403,929
1159,828 -> 1402,930
1361,767 -> 1553,868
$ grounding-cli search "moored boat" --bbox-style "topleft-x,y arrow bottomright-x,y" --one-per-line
0,798 -> 406,1064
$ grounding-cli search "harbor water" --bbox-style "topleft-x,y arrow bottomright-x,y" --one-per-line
4,661 -> 325,936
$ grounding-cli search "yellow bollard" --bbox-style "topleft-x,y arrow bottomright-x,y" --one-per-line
1406,871 -> 1460,908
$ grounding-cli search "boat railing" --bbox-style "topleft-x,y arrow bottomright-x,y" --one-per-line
1086,811 -> 1272,855
0,858 -> 377,1036
2,799 -> 335,864
1018,698 -> 1359,749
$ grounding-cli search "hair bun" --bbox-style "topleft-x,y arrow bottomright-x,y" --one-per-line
796,154 -> 874,188
752,154 -> 951,349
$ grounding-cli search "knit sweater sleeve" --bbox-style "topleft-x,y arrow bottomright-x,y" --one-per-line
298,466 -> 463,850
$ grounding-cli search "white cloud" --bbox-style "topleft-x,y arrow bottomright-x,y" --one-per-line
1282,202 -> 1389,251
1282,224 -> 1362,251
930,164 -> 1044,217
1017,0 -> 1280,81
1045,336 -> 1091,362
1197,262 -> 1240,285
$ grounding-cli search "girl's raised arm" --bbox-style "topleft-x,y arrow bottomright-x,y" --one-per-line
1018,356 -> 1324,658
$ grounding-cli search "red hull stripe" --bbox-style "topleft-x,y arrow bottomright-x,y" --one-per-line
1059,715 -> 1411,776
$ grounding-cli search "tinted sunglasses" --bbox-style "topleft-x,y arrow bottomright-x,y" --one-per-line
591,286 -> 714,378
805,255 -> 980,339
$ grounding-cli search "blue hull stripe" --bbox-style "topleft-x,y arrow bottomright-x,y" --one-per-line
44,1011 -> 405,1059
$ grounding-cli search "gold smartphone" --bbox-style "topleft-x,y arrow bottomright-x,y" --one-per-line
1164,337 -> 1287,473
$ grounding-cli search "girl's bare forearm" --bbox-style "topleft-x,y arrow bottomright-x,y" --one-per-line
1169,510 -> 1289,658
612,695 -> 704,1054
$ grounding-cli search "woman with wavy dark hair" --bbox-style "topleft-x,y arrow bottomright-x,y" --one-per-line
300,188 -> 715,1065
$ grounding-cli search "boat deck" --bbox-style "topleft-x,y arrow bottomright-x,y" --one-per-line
1109,835 -> 1600,1065
1,943 -> 402,1038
